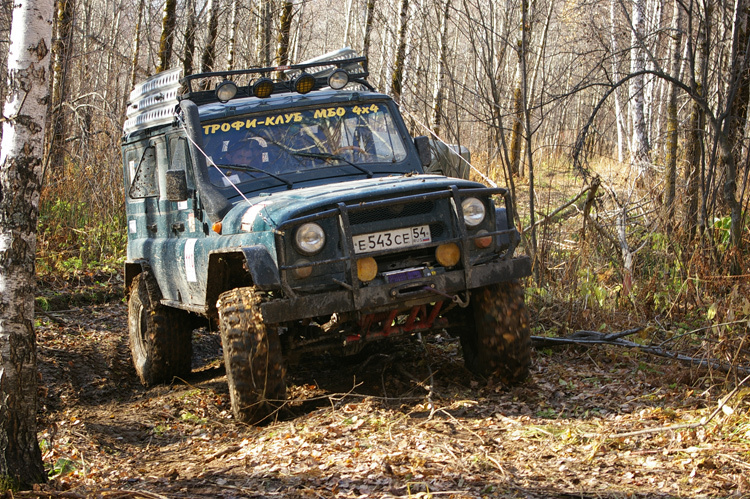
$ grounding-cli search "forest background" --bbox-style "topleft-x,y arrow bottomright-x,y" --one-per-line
1,0 -> 746,357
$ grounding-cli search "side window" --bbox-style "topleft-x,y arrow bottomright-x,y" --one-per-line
129,145 -> 159,198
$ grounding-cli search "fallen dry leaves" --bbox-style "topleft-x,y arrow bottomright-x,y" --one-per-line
27,294 -> 750,498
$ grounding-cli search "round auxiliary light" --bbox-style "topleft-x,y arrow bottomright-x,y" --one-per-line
215,80 -> 238,102
295,222 -> 325,255
328,69 -> 349,90
436,243 -> 461,267
294,73 -> 316,94
461,197 -> 486,227
252,78 -> 274,98
357,257 -> 378,282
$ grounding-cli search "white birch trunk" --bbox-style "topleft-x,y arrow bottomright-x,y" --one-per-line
629,0 -> 651,174
610,0 -> 626,162
0,0 -> 53,485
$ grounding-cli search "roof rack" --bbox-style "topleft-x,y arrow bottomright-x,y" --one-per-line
123,68 -> 182,134
180,56 -> 371,106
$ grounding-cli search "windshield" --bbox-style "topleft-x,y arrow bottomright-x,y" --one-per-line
201,102 -> 408,187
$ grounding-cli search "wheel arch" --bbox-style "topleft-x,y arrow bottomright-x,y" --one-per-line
205,246 -> 281,316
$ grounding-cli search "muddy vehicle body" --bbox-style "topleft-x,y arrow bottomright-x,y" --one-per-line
122,54 -> 532,423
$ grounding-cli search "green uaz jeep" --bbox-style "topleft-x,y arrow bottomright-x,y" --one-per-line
122,54 -> 532,424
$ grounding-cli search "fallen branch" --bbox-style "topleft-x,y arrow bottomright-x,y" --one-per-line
604,373 -> 750,439
531,328 -> 750,375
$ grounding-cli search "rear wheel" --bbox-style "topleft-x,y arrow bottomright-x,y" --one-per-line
459,281 -> 531,384
218,287 -> 286,424
128,273 -> 193,386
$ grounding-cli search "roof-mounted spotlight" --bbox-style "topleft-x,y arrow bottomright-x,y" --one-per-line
294,73 -> 316,94
252,77 -> 274,98
215,80 -> 238,102
328,69 -> 349,90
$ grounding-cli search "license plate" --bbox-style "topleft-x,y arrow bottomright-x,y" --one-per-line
352,225 -> 432,254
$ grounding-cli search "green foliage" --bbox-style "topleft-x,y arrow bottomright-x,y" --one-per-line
48,457 -> 77,479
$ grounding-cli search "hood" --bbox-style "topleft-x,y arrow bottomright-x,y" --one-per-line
220,174 -> 486,234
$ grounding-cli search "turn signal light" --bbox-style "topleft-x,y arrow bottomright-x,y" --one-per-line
357,257 -> 378,282
293,259 -> 313,279
212,221 -> 222,234
474,229 -> 492,249
435,243 -> 460,267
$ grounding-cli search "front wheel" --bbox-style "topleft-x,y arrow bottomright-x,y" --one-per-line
128,273 -> 193,386
218,287 -> 286,424
459,281 -> 531,384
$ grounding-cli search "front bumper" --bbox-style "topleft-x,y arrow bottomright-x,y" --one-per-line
260,255 -> 531,324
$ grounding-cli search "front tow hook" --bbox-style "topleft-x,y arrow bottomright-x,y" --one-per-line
422,285 -> 470,308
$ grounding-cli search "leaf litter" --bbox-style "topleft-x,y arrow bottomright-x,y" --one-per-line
26,282 -> 750,499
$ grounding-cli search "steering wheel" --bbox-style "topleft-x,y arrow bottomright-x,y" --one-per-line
334,145 -> 370,157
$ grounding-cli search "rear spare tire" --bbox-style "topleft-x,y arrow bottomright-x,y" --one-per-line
460,281 -> 531,384
128,273 -> 193,386
218,287 -> 286,424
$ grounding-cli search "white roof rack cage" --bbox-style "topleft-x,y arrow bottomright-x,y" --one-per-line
123,68 -> 182,134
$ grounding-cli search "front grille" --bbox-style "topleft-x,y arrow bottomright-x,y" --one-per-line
349,201 -> 434,225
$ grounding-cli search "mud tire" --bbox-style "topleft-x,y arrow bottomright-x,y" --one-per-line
460,281 -> 531,384
128,273 -> 193,386
217,287 -> 286,424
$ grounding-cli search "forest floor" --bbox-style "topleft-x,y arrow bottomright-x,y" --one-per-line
25,272 -> 750,499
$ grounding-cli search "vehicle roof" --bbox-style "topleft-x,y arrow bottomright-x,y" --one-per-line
197,89 -> 393,122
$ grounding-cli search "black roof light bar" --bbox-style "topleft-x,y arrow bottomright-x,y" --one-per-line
179,56 -> 372,106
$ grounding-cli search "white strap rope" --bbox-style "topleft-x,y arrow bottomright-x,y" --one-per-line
400,106 -> 497,188
177,115 -> 275,226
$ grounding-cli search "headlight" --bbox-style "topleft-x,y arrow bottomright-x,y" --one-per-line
295,223 -> 325,254
462,197 -> 485,227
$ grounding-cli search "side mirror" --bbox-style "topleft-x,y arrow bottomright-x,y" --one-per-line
414,135 -> 432,167
165,170 -> 188,202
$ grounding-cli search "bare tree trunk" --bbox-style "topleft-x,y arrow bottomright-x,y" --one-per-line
684,2 -> 709,239
344,0 -> 355,47
509,0 -> 529,177
227,0 -> 239,70
275,0 -> 294,68
430,0 -> 451,135
665,0 -> 683,219
629,0 -> 651,175
129,0 -> 145,86
0,0 -> 53,488
156,0 -> 177,72
363,0 -> 376,64
47,0 -> 74,174
258,0 -> 272,67
201,0 -> 220,74
183,0 -> 196,75
391,0 -> 409,104
610,0 -> 626,163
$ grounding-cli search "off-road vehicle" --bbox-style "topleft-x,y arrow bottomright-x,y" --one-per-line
122,51 -> 532,424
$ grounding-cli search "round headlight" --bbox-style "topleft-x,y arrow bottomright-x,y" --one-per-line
215,80 -> 238,102
252,78 -> 274,98
328,69 -> 349,90
461,197 -> 486,227
295,223 -> 325,254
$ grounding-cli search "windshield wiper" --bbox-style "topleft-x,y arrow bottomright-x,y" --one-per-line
293,152 -> 373,178
215,164 -> 293,189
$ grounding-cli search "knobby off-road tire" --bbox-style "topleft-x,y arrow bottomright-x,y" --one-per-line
128,273 -> 193,386
217,287 -> 286,424
460,281 -> 532,384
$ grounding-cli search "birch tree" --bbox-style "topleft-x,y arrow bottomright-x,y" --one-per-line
629,0 -> 651,175
0,0 -> 53,488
